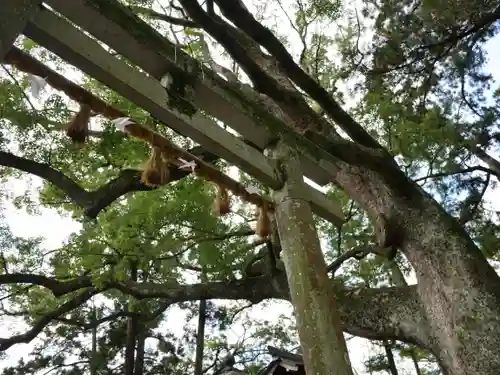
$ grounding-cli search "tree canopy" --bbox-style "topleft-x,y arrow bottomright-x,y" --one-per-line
0,0 -> 499,375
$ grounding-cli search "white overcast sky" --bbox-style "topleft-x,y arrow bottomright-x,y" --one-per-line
0,1 -> 499,374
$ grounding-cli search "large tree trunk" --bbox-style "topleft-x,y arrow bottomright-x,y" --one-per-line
155,3 -> 500,373
404,204 -> 500,374
251,53 -> 500,375
335,162 -> 500,374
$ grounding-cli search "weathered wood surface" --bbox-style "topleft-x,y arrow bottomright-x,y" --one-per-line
270,141 -> 354,375
45,0 -> 336,188
0,0 -> 42,59
24,8 -> 345,225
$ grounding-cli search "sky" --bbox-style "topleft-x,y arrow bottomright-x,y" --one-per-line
1,1 -> 500,375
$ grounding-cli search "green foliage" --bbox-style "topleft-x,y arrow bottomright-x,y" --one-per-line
0,0 -> 498,374
363,352 -> 390,373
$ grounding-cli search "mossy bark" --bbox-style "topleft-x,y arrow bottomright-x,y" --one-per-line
270,141 -> 354,375
334,162 -> 500,374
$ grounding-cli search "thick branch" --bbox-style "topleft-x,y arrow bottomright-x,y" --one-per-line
53,311 -> 135,329
0,273 -> 92,297
0,147 -> 217,218
212,0 -> 381,150
83,145 -> 217,218
110,278 -> 431,348
179,1 -> 391,173
0,272 -> 430,350
0,289 -> 97,351
0,150 -> 92,208
326,246 -> 383,274
466,144 -> 500,181
130,6 -> 198,28
2,47 -> 221,217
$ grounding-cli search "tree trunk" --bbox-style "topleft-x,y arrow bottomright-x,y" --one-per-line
383,341 -> 398,375
134,267 -> 149,375
150,4 -> 500,373
194,278 -> 207,375
409,351 -> 422,375
134,326 -> 146,375
90,302 -> 98,375
336,164 -> 500,374
124,263 -> 138,375
401,199 -> 500,374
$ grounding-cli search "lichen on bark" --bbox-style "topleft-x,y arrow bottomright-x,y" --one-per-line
269,140 -> 354,375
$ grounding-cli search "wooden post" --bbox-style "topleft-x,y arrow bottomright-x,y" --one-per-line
268,140 -> 354,375
0,0 -> 41,59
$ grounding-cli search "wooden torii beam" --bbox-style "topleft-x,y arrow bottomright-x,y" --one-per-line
21,7 -> 345,226
0,0 -> 41,59
44,0 -> 338,188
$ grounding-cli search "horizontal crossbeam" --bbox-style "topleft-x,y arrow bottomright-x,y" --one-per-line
24,7 -> 344,225
45,0 -> 337,187
0,0 -> 42,59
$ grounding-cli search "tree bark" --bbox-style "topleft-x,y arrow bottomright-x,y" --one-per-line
90,302 -> 98,375
332,161 -> 500,374
194,273 -> 207,375
134,326 -> 146,375
124,263 -> 138,375
383,341 -> 398,375
391,189 -> 500,374
270,141 -> 354,375
176,8 -> 500,371
409,351 -> 422,375
386,262 -> 429,373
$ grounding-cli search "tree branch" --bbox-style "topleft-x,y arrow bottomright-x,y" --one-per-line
0,150 -> 93,208
129,5 -> 199,28
0,146 -> 217,219
2,47 -> 221,217
0,272 -> 430,350
326,246 -> 377,274
53,311 -> 135,329
211,0 -> 381,149
0,289 -> 97,351
0,273 -> 93,297
466,144 -> 500,181
413,165 -> 494,183
178,1 -> 392,173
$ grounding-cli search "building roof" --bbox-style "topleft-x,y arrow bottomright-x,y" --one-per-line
257,346 -> 305,375
221,346 -> 305,375
267,346 -> 304,365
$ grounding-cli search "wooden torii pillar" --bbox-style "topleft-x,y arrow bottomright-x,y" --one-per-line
268,141 -> 354,375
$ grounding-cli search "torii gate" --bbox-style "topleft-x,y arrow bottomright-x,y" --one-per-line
0,1 -> 353,374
